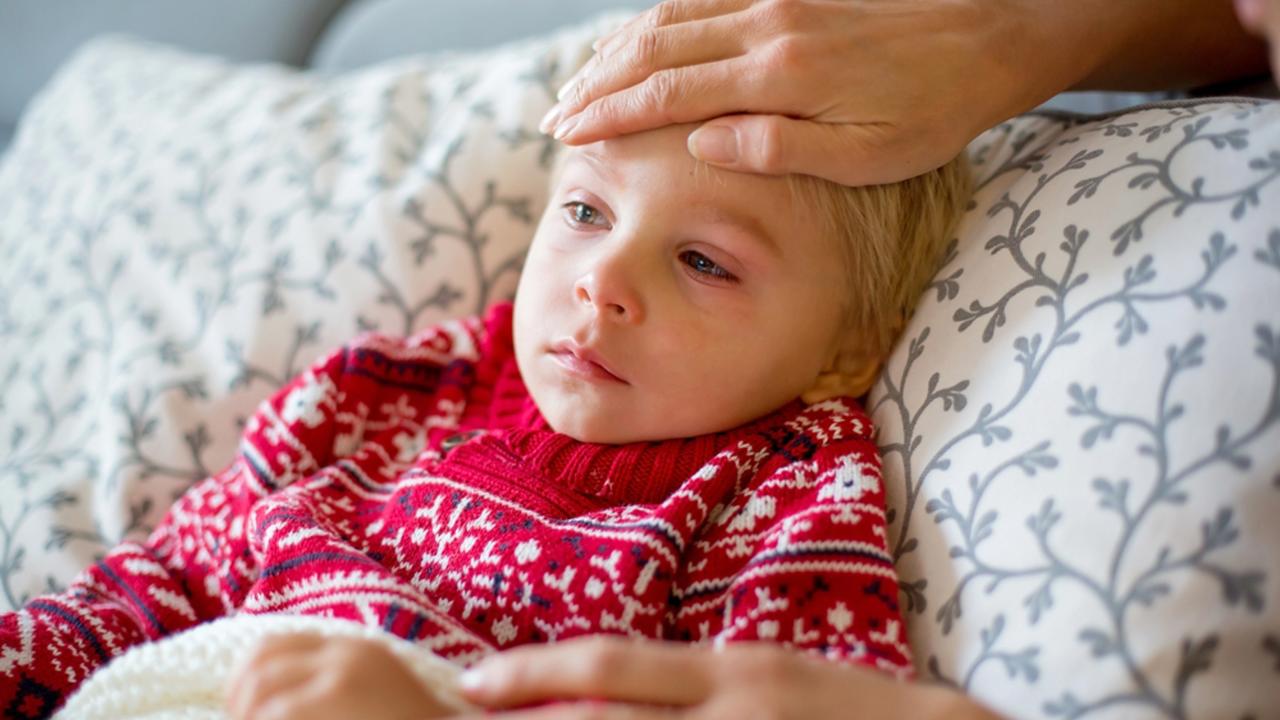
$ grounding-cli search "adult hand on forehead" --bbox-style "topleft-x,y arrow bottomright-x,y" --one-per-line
542,0 -> 1270,187
543,0 -> 1015,186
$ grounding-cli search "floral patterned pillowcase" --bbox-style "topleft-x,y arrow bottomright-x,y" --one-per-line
871,101 -> 1280,719
0,18 -> 622,612
2,25 -> 1277,720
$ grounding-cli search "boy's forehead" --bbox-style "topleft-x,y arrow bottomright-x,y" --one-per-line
565,128 -> 815,259
580,123 -> 699,163
566,124 -> 789,214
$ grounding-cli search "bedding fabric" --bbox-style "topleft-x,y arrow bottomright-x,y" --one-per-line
0,15 -> 622,613
52,614 -> 473,719
0,17 -> 1278,720
870,100 -> 1280,719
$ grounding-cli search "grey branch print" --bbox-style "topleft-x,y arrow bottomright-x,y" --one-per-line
874,100 -> 1280,720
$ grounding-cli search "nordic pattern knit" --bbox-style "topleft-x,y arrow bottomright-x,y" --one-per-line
0,303 -> 910,718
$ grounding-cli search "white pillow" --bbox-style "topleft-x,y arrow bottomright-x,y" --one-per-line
871,100 -> 1280,719
0,16 -> 626,611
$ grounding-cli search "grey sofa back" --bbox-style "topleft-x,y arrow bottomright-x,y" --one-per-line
0,0 -> 649,156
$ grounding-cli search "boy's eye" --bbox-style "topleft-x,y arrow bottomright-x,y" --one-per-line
679,250 -> 738,284
562,201 -> 609,228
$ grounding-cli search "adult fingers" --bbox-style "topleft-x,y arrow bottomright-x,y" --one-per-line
550,14 -> 748,129
686,114 -> 954,186
591,0 -> 753,54
555,56 -> 773,144
458,637 -> 713,709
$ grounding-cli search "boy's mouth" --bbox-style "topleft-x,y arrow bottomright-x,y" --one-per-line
549,340 -> 628,384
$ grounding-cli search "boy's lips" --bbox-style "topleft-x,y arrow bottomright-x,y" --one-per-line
549,340 -> 628,384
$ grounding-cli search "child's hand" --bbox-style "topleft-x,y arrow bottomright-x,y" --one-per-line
225,632 -> 456,720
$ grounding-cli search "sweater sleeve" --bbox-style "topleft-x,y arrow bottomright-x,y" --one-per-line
0,343 -> 359,718
672,402 -> 913,678
0,304 -> 506,715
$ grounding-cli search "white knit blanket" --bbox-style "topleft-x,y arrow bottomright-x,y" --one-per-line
54,614 -> 475,719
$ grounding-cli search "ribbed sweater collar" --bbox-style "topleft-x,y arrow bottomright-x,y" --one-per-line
451,303 -> 801,505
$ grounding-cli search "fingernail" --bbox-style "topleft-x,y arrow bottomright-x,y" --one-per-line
688,125 -> 739,164
554,114 -> 582,141
558,54 -> 597,103
539,104 -> 564,134
556,78 -> 577,103
591,31 -> 617,53
600,34 -> 625,59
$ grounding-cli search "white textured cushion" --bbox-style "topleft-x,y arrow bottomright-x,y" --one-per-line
871,100 -> 1280,719
54,614 -> 471,719
0,16 -> 624,611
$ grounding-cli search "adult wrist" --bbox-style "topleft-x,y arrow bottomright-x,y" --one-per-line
958,0 -> 1104,133
1063,0 -> 1269,91
999,0 -> 1119,105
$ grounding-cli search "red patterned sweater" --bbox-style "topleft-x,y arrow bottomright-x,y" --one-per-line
0,303 -> 909,718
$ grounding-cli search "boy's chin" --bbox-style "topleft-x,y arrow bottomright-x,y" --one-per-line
541,405 -> 734,445
542,411 -> 644,445
540,403 -> 672,445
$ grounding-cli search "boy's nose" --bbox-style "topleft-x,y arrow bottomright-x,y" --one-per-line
573,250 -> 645,324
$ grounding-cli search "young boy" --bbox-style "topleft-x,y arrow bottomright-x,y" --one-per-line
0,123 -> 969,719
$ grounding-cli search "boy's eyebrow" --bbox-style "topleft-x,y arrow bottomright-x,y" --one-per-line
692,203 -> 781,258
574,148 -> 780,257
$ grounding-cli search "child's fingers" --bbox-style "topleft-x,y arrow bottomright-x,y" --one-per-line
242,631 -> 328,666
225,632 -> 326,718
226,660 -> 316,720
458,637 -> 713,709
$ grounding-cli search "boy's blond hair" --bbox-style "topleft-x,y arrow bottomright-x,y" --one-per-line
788,156 -> 971,399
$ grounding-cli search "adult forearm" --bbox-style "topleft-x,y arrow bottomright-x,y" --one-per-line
1020,0 -> 1270,92
544,0 -> 1274,187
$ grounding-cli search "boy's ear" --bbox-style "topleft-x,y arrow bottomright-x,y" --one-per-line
800,350 -> 881,404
